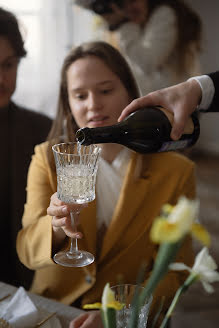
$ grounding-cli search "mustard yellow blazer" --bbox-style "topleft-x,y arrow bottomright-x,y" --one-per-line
17,142 -> 196,325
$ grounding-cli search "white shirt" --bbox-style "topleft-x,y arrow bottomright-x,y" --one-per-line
189,75 -> 215,111
96,148 -> 131,229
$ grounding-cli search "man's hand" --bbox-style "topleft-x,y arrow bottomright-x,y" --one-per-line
118,79 -> 202,140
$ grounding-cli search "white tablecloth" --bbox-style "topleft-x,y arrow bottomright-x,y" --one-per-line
0,282 -> 83,328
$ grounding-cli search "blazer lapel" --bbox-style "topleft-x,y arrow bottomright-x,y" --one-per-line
99,153 -> 152,262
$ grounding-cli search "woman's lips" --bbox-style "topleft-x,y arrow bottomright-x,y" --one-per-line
88,116 -> 108,127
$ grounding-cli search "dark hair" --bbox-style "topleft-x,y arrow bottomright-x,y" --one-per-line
0,7 -> 27,58
47,41 -> 140,143
147,0 -> 202,72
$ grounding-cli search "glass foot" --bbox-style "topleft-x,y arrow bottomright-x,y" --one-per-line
53,250 -> 94,267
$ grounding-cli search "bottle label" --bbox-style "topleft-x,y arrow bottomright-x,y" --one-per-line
158,139 -> 192,152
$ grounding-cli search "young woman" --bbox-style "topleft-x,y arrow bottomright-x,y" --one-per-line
76,0 -> 202,95
17,41 -> 196,327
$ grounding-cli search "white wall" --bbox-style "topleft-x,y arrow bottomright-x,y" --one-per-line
186,0 -> 219,154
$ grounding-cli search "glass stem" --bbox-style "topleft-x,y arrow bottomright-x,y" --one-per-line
69,211 -> 78,254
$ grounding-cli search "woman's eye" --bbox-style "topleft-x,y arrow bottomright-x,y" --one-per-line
75,94 -> 86,100
101,88 -> 113,94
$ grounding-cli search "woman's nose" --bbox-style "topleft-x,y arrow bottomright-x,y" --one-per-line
87,93 -> 102,111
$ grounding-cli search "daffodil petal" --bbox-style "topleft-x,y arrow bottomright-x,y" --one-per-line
201,281 -> 215,294
169,262 -> 191,272
102,283 -> 116,310
200,270 -> 219,283
161,204 -> 173,216
191,223 -> 211,247
83,302 -> 102,309
107,301 -> 124,310
150,219 -> 183,243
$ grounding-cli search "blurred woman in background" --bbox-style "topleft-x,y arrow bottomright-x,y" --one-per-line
76,0 -> 203,95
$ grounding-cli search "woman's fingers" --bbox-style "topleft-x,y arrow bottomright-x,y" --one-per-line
69,311 -> 103,328
47,204 -> 69,217
52,215 -> 83,239
69,313 -> 89,328
48,192 -> 89,239
52,215 -> 68,228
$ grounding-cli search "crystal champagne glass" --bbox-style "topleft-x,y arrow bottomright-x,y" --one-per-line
52,142 -> 101,267
111,284 -> 152,328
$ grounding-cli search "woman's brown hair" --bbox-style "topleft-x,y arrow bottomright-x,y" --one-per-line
47,41 -> 140,167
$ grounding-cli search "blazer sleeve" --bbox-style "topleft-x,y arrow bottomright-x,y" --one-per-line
207,71 -> 219,112
16,144 -> 57,270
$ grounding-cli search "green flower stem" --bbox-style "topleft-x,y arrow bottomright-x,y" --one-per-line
101,308 -> 117,328
128,241 -> 183,328
159,273 -> 198,328
140,242 -> 183,304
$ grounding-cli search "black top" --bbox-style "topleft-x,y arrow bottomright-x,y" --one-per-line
0,102 -> 52,289
208,71 -> 219,112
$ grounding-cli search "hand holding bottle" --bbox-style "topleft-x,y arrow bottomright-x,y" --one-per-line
76,106 -> 200,154
118,79 -> 202,140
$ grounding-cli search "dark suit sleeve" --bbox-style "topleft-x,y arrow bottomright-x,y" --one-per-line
207,71 -> 219,112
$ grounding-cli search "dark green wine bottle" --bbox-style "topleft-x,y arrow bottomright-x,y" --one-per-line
76,106 -> 200,154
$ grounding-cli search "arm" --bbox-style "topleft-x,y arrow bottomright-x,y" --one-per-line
115,6 -> 177,73
16,144 -> 82,269
119,72 -> 218,140
16,144 -> 57,269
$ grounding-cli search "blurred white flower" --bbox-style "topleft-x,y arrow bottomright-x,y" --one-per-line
170,247 -> 219,293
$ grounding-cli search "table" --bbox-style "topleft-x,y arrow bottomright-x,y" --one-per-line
0,282 -> 84,328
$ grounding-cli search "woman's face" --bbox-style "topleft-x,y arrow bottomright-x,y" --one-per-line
67,56 -> 131,129
123,0 -> 148,25
0,37 -> 18,108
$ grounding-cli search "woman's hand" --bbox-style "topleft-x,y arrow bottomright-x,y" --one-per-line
47,193 -> 85,247
69,311 -> 103,328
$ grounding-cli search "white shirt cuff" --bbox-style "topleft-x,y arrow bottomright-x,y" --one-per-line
188,75 -> 215,111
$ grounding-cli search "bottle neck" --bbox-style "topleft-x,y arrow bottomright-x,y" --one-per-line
76,123 -> 124,145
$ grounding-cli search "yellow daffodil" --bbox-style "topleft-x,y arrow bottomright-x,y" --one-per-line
83,283 -> 124,328
83,283 -> 124,311
150,196 -> 210,246
170,247 -> 219,293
